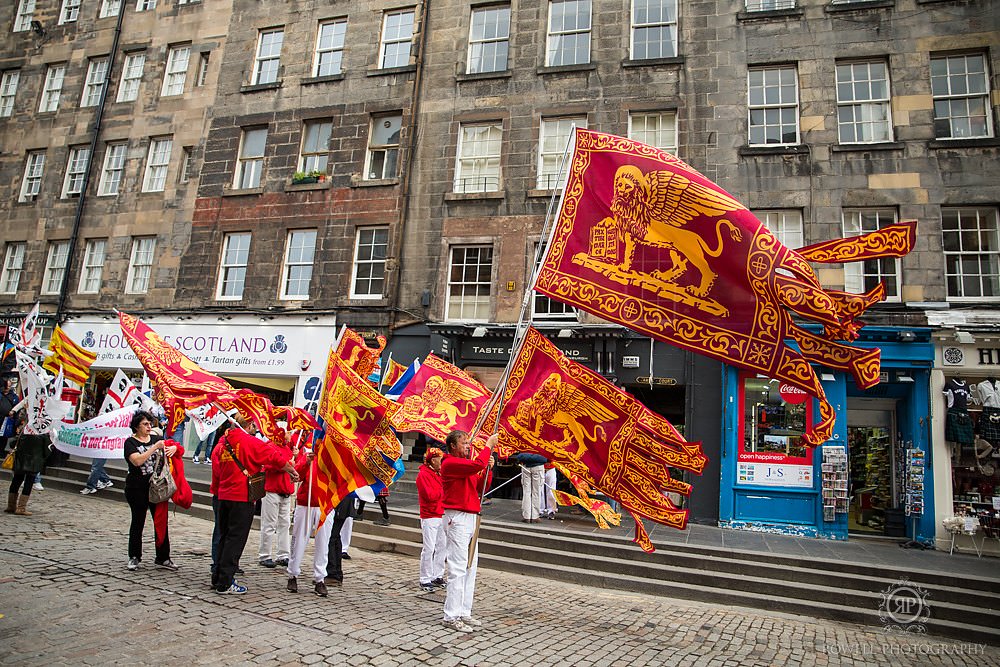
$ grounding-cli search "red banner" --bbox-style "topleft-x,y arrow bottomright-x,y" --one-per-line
333,327 -> 386,385
391,354 -> 492,444
496,327 -> 707,551
535,130 -> 915,446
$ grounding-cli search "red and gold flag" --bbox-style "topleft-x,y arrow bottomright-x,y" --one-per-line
391,354 -> 492,444
119,312 -> 239,434
332,327 -> 386,386
382,358 -> 407,389
43,325 -> 97,386
312,429 -> 376,525
496,327 -> 707,551
535,129 -> 916,446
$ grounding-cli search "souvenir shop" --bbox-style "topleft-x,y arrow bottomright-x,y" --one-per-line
931,327 -> 1000,557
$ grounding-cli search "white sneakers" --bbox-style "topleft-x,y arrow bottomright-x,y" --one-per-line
462,616 -> 483,628
80,487 -> 97,495
97,480 -> 113,489
442,618 -> 474,633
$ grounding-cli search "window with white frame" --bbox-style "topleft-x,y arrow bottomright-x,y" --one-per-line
13,0 -> 36,32
1,243 -> 26,294
942,207 -> 999,300
253,28 -> 284,85
137,0 -> 157,11
81,58 -> 109,107
19,152 -> 45,202
97,142 -> 127,196
365,114 -> 401,180
195,52 -> 210,87
117,52 -> 145,102
0,70 -> 20,117
78,239 -> 106,294
836,60 -> 892,144
931,53 -> 992,140
532,242 -> 575,319
454,122 -> 502,193
161,45 -> 190,96
299,120 -> 331,174
547,0 -> 591,67
142,137 -> 172,192
59,0 -> 80,24
468,5 -> 510,74
379,9 -> 414,69
281,229 -> 317,299
538,116 -> 586,189
748,65 -> 799,146
628,111 -> 677,152
446,245 -> 493,321
745,0 -> 795,10
126,237 -> 156,293
216,232 -> 251,300
842,209 -> 900,300
179,146 -> 193,183
42,241 -> 70,295
631,0 -> 677,60
62,146 -> 90,197
755,210 -> 804,249
314,19 -> 346,77
235,127 -> 267,189
350,227 -> 388,299
99,0 -> 123,18
39,64 -> 66,113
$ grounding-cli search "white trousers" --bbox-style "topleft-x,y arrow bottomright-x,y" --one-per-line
541,467 -> 557,516
340,517 -> 353,553
443,509 -> 479,621
419,516 -> 447,584
521,465 -> 543,520
287,505 -> 334,583
258,492 -> 292,560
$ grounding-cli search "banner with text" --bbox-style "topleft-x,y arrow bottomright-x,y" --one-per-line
50,405 -> 139,459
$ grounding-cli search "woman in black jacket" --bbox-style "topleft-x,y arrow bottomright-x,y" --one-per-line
4,415 -> 47,516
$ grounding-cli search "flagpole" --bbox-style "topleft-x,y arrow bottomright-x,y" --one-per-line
378,352 -> 392,393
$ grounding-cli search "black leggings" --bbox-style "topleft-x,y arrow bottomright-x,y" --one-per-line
8,473 -> 32,496
376,495 -> 389,519
125,483 -> 170,562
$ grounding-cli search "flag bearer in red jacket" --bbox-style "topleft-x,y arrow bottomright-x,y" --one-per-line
286,448 -> 334,597
416,446 -> 447,592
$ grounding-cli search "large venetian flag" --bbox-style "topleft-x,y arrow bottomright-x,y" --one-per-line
42,325 -> 97,386
535,129 -> 916,445
332,327 -> 386,387
390,354 -> 491,444
496,327 -> 707,551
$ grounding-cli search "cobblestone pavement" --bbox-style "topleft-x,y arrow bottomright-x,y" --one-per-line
0,490 -> 996,666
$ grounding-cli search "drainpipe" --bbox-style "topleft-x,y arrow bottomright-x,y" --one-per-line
55,4 -> 127,322
388,0 -> 431,333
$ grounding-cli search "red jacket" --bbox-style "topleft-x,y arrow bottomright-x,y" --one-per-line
293,452 -> 324,507
416,463 -> 444,519
441,446 -> 492,514
211,429 -> 291,502
264,449 -> 295,495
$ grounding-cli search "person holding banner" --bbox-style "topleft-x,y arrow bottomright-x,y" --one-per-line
123,410 -> 176,571
440,430 -> 495,633
416,447 -> 447,593
286,448 -> 333,597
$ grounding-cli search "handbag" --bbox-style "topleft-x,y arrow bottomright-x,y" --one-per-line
148,451 -> 178,504
1,449 -> 13,470
223,437 -> 266,503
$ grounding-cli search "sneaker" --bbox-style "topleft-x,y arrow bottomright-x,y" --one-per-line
275,557 -> 289,567
97,480 -> 113,490
461,616 -> 483,628
373,518 -> 390,526
314,581 -> 328,597
126,557 -> 140,571
216,583 -> 248,594
259,558 -> 275,568
155,559 -> 179,572
442,618 -> 474,633
341,552 -> 351,560
80,487 -> 97,495
286,577 -> 298,593
32,482 -> 43,491
420,583 -> 436,593
431,577 -> 447,588
192,456 -> 200,464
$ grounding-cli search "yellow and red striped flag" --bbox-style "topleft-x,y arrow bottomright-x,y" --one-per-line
43,325 -> 97,386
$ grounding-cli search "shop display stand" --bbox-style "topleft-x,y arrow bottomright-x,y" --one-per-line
899,447 -> 929,550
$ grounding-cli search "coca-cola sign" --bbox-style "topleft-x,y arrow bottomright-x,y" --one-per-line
779,383 -> 808,405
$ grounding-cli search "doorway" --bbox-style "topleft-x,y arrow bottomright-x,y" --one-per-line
847,402 -> 898,535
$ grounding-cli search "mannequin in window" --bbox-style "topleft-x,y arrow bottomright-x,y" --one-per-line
944,376 -> 974,463
977,377 -> 1000,448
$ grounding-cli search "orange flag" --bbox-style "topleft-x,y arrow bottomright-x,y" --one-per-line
535,129 -> 916,446
496,327 -> 707,552
391,354 -> 491,444
42,325 -> 96,386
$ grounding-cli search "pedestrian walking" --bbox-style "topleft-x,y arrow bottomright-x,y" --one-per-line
257,441 -> 294,569
0,376 -> 19,454
514,452 -> 547,523
80,457 -> 113,495
5,415 -> 45,516
323,495 -> 354,587
416,446 -> 447,592
440,430 -> 495,633
123,410 -> 177,571
286,449 -> 333,597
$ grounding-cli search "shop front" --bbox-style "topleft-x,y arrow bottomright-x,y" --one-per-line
930,327 -> 1000,557
62,314 -> 337,436
720,327 -> 934,542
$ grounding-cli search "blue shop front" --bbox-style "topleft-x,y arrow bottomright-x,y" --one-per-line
720,327 -> 935,542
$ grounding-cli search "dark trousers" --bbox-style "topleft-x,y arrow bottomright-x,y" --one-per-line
324,497 -> 353,581
376,495 -> 389,520
8,472 -> 32,496
215,499 -> 254,590
125,483 -> 170,562
210,496 -> 222,575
